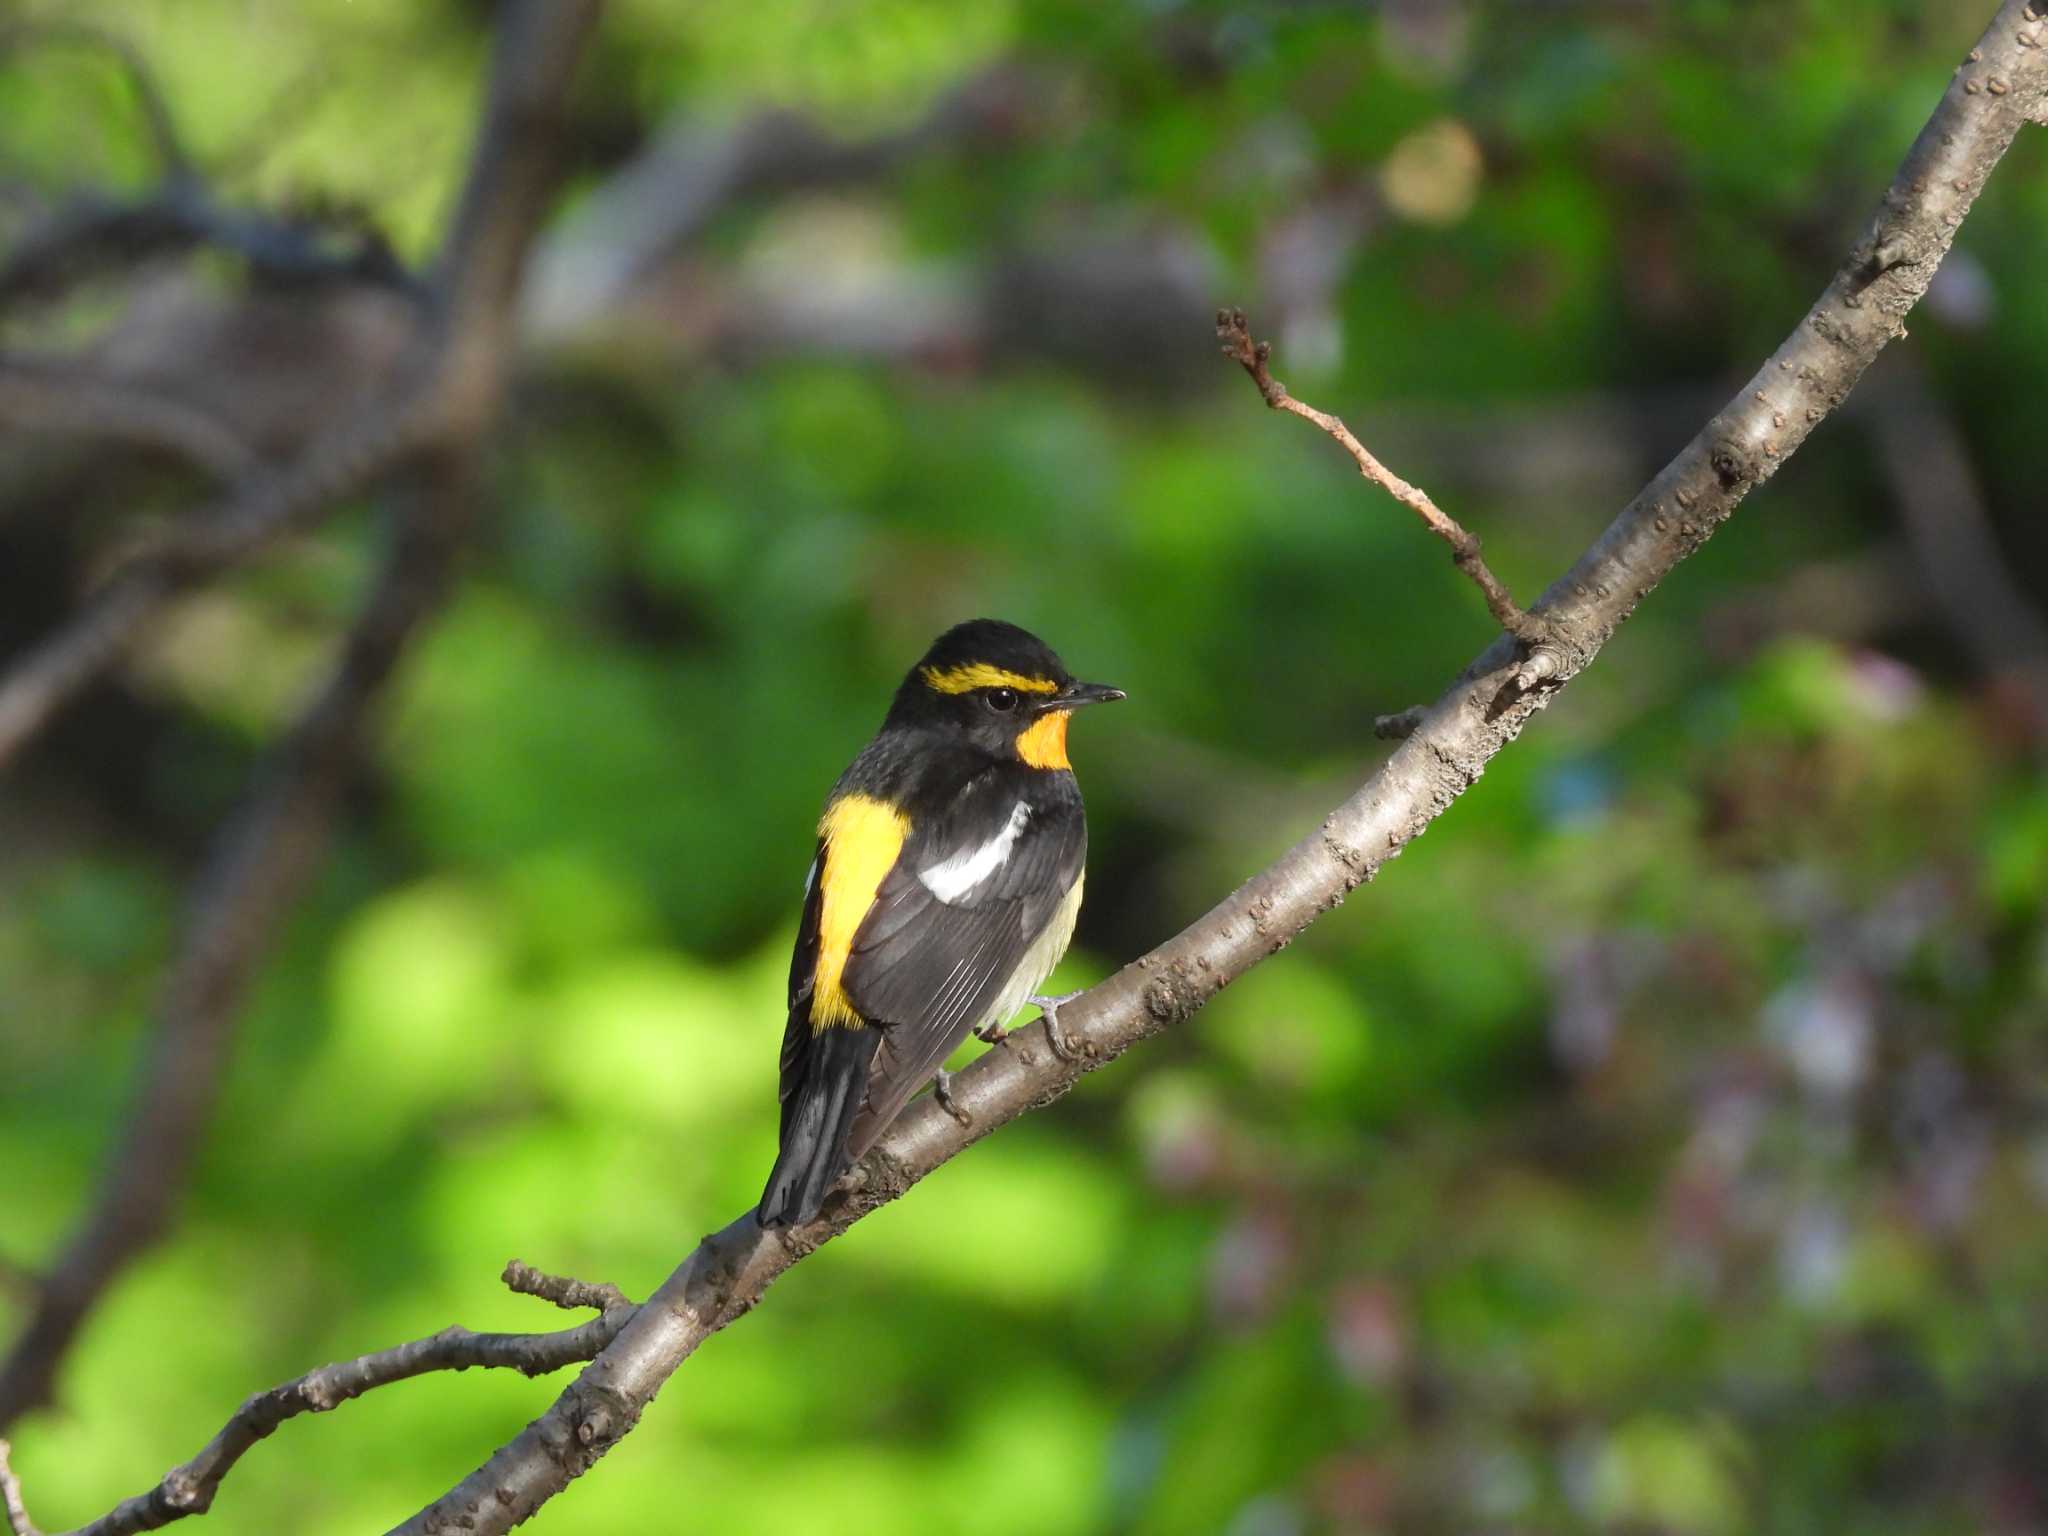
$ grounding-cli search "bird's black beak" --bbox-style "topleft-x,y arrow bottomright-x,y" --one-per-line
1043,680 -> 1126,712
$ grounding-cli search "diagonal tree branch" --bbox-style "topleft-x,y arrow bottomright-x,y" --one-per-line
0,187 -> 414,316
522,62 -> 1042,339
0,1446 -> 36,1536
0,0 -> 605,1434
0,21 -> 408,319
0,352 -> 256,480
0,1265 -> 638,1536
376,6 -> 2046,1533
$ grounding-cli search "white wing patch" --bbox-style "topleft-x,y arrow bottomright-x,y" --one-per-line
920,801 -> 1032,903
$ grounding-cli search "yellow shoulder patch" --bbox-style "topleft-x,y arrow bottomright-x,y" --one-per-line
1016,709 -> 1071,770
810,792 -> 911,1030
921,663 -> 1060,696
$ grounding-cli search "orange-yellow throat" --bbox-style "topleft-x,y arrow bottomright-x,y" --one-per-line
1016,709 -> 1071,770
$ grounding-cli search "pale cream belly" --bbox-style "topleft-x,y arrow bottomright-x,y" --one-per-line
974,873 -> 1083,1037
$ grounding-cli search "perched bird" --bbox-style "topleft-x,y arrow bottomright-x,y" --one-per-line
758,619 -> 1124,1228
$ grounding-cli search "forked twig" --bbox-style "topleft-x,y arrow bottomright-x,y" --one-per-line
0,1264 -> 636,1536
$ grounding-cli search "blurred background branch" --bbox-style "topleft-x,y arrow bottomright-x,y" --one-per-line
1860,349 -> 2048,737
0,356 -> 254,482
0,465 -> 474,1431
0,0 -> 603,1434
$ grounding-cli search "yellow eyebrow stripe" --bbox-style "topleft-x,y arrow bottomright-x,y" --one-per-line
920,664 -> 1059,695
810,793 -> 910,1031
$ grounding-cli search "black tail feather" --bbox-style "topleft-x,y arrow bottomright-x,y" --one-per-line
758,1024 -> 880,1228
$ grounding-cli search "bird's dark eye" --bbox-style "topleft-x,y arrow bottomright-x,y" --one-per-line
985,687 -> 1020,713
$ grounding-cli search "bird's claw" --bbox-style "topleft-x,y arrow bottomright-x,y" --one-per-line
974,1020 -> 1011,1047
932,1067 -> 972,1128
1029,991 -> 1085,1063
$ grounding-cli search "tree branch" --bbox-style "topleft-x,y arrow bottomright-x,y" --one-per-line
0,1266 -> 636,1536
0,19 -> 408,320
0,0 -> 600,776
1216,306 -> 1548,651
0,352 -> 256,481
0,466 -> 471,1434
0,186 -> 415,321
379,7 -> 2047,1532
0,0 -> 605,1432
500,1262 -> 634,1316
522,62 -> 1040,339
0,1442 -> 40,1536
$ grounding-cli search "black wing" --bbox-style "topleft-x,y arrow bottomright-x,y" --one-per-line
840,766 -> 1085,1156
761,839 -> 883,1226
776,840 -> 827,1104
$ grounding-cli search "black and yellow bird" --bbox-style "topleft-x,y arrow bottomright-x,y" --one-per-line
758,619 -> 1124,1228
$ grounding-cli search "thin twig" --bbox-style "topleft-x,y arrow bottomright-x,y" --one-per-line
0,20 -> 408,320
501,1260 -> 634,1316
0,1266 -> 636,1536
0,1442 -> 41,1536
1216,306 -> 1549,649
524,62 -> 1039,337
207,60 -> 342,191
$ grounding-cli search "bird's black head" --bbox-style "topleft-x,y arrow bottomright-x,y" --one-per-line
886,618 -> 1124,769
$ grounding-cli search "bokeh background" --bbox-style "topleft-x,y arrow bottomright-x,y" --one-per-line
5,1 -> 2048,1531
